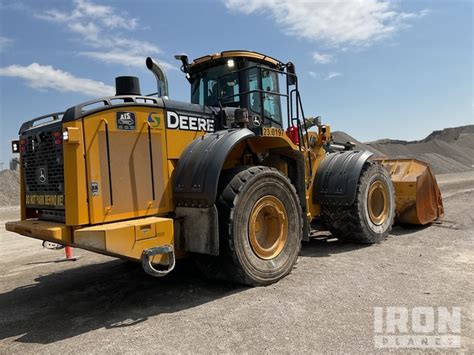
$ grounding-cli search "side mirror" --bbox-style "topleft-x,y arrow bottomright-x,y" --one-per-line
286,62 -> 297,86
174,54 -> 190,73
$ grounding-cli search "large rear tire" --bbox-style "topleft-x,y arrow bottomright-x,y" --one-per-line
322,162 -> 395,243
195,166 -> 303,286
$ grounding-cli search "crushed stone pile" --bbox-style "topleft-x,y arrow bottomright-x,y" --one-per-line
0,169 -> 20,207
332,125 -> 474,175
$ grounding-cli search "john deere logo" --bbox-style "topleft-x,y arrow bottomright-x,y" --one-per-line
37,166 -> 47,184
147,112 -> 161,129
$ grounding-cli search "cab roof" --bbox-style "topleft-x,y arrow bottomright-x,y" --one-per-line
189,50 -> 284,73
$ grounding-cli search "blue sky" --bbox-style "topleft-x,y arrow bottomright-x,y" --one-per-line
0,0 -> 472,167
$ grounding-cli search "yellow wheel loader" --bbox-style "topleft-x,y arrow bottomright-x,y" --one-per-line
6,50 -> 444,286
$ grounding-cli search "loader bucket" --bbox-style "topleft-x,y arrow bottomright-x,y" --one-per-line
374,158 -> 444,225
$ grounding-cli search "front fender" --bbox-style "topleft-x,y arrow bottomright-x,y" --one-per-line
313,150 -> 373,206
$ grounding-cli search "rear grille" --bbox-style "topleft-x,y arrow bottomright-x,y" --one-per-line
22,122 -> 65,219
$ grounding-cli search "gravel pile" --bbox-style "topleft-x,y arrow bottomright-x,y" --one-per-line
333,125 -> 474,174
0,170 -> 20,207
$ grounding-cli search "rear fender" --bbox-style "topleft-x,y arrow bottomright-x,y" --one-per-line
173,128 -> 255,208
173,129 -> 255,255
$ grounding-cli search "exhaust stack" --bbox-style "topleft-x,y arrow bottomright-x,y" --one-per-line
146,57 -> 169,98
115,76 -> 141,96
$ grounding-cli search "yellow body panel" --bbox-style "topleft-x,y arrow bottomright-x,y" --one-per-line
82,107 -> 171,224
303,125 -> 331,218
74,217 -> 173,263
63,120 -> 90,225
5,219 -> 72,244
166,129 -> 205,159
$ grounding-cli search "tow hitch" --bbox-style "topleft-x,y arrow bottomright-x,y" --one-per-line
141,245 -> 176,277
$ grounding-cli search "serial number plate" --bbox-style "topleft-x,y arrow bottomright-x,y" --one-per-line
26,194 -> 64,206
262,127 -> 285,137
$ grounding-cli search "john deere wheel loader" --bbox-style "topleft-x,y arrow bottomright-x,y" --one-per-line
6,51 -> 444,286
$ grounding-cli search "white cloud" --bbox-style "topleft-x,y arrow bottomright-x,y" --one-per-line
308,71 -> 342,80
80,51 -> 175,71
0,63 -> 114,97
36,0 -> 171,70
80,51 -> 146,68
225,0 -> 428,47
326,72 -> 342,80
0,36 -> 13,52
37,0 -> 137,31
312,51 -> 333,64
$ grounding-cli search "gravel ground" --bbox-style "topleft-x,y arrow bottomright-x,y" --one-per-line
0,170 -> 19,207
0,176 -> 472,353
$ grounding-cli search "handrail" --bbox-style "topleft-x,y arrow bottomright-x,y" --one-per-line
147,123 -> 156,201
101,119 -> 114,207
19,112 -> 64,134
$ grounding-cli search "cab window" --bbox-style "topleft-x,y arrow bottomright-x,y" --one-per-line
247,68 -> 261,114
191,65 -> 239,107
247,68 -> 282,125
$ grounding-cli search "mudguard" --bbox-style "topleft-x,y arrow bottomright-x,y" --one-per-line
313,150 -> 373,206
173,128 -> 255,255
173,128 -> 255,208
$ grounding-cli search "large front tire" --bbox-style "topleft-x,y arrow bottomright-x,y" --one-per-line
196,166 -> 303,286
322,162 -> 395,243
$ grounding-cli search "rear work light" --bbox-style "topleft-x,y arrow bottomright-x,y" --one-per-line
11,140 -> 20,153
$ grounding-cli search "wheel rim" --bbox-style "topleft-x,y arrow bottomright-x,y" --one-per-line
248,195 -> 288,260
367,181 -> 389,225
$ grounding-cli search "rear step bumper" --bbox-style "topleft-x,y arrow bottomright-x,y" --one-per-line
5,219 -> 72,244
74,216 -> 174,265
5,217 -> 175,267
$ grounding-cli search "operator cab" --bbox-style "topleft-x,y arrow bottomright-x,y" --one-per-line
178,51 -> 299,130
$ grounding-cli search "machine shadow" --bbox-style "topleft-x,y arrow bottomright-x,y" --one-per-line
389,224 -> 430,236
300,235 -> 370,257
300,224 -> 431,257
0,258 -> 245,344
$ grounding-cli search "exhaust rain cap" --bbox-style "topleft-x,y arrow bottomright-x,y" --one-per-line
115,76 -> 141,96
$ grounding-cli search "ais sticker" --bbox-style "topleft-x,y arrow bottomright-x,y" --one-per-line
116,112 -> 136,130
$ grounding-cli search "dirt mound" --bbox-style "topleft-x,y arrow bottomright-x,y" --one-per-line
332,131 -> 385,156
0,170 -> 20,207
423,125 -> 474,143
333,125 -> 474,175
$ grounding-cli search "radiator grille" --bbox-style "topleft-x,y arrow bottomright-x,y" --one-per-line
22,123 -> 65,210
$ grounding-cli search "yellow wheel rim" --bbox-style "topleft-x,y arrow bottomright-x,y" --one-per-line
367,181 -> 389,225
248,195 -> 288,260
